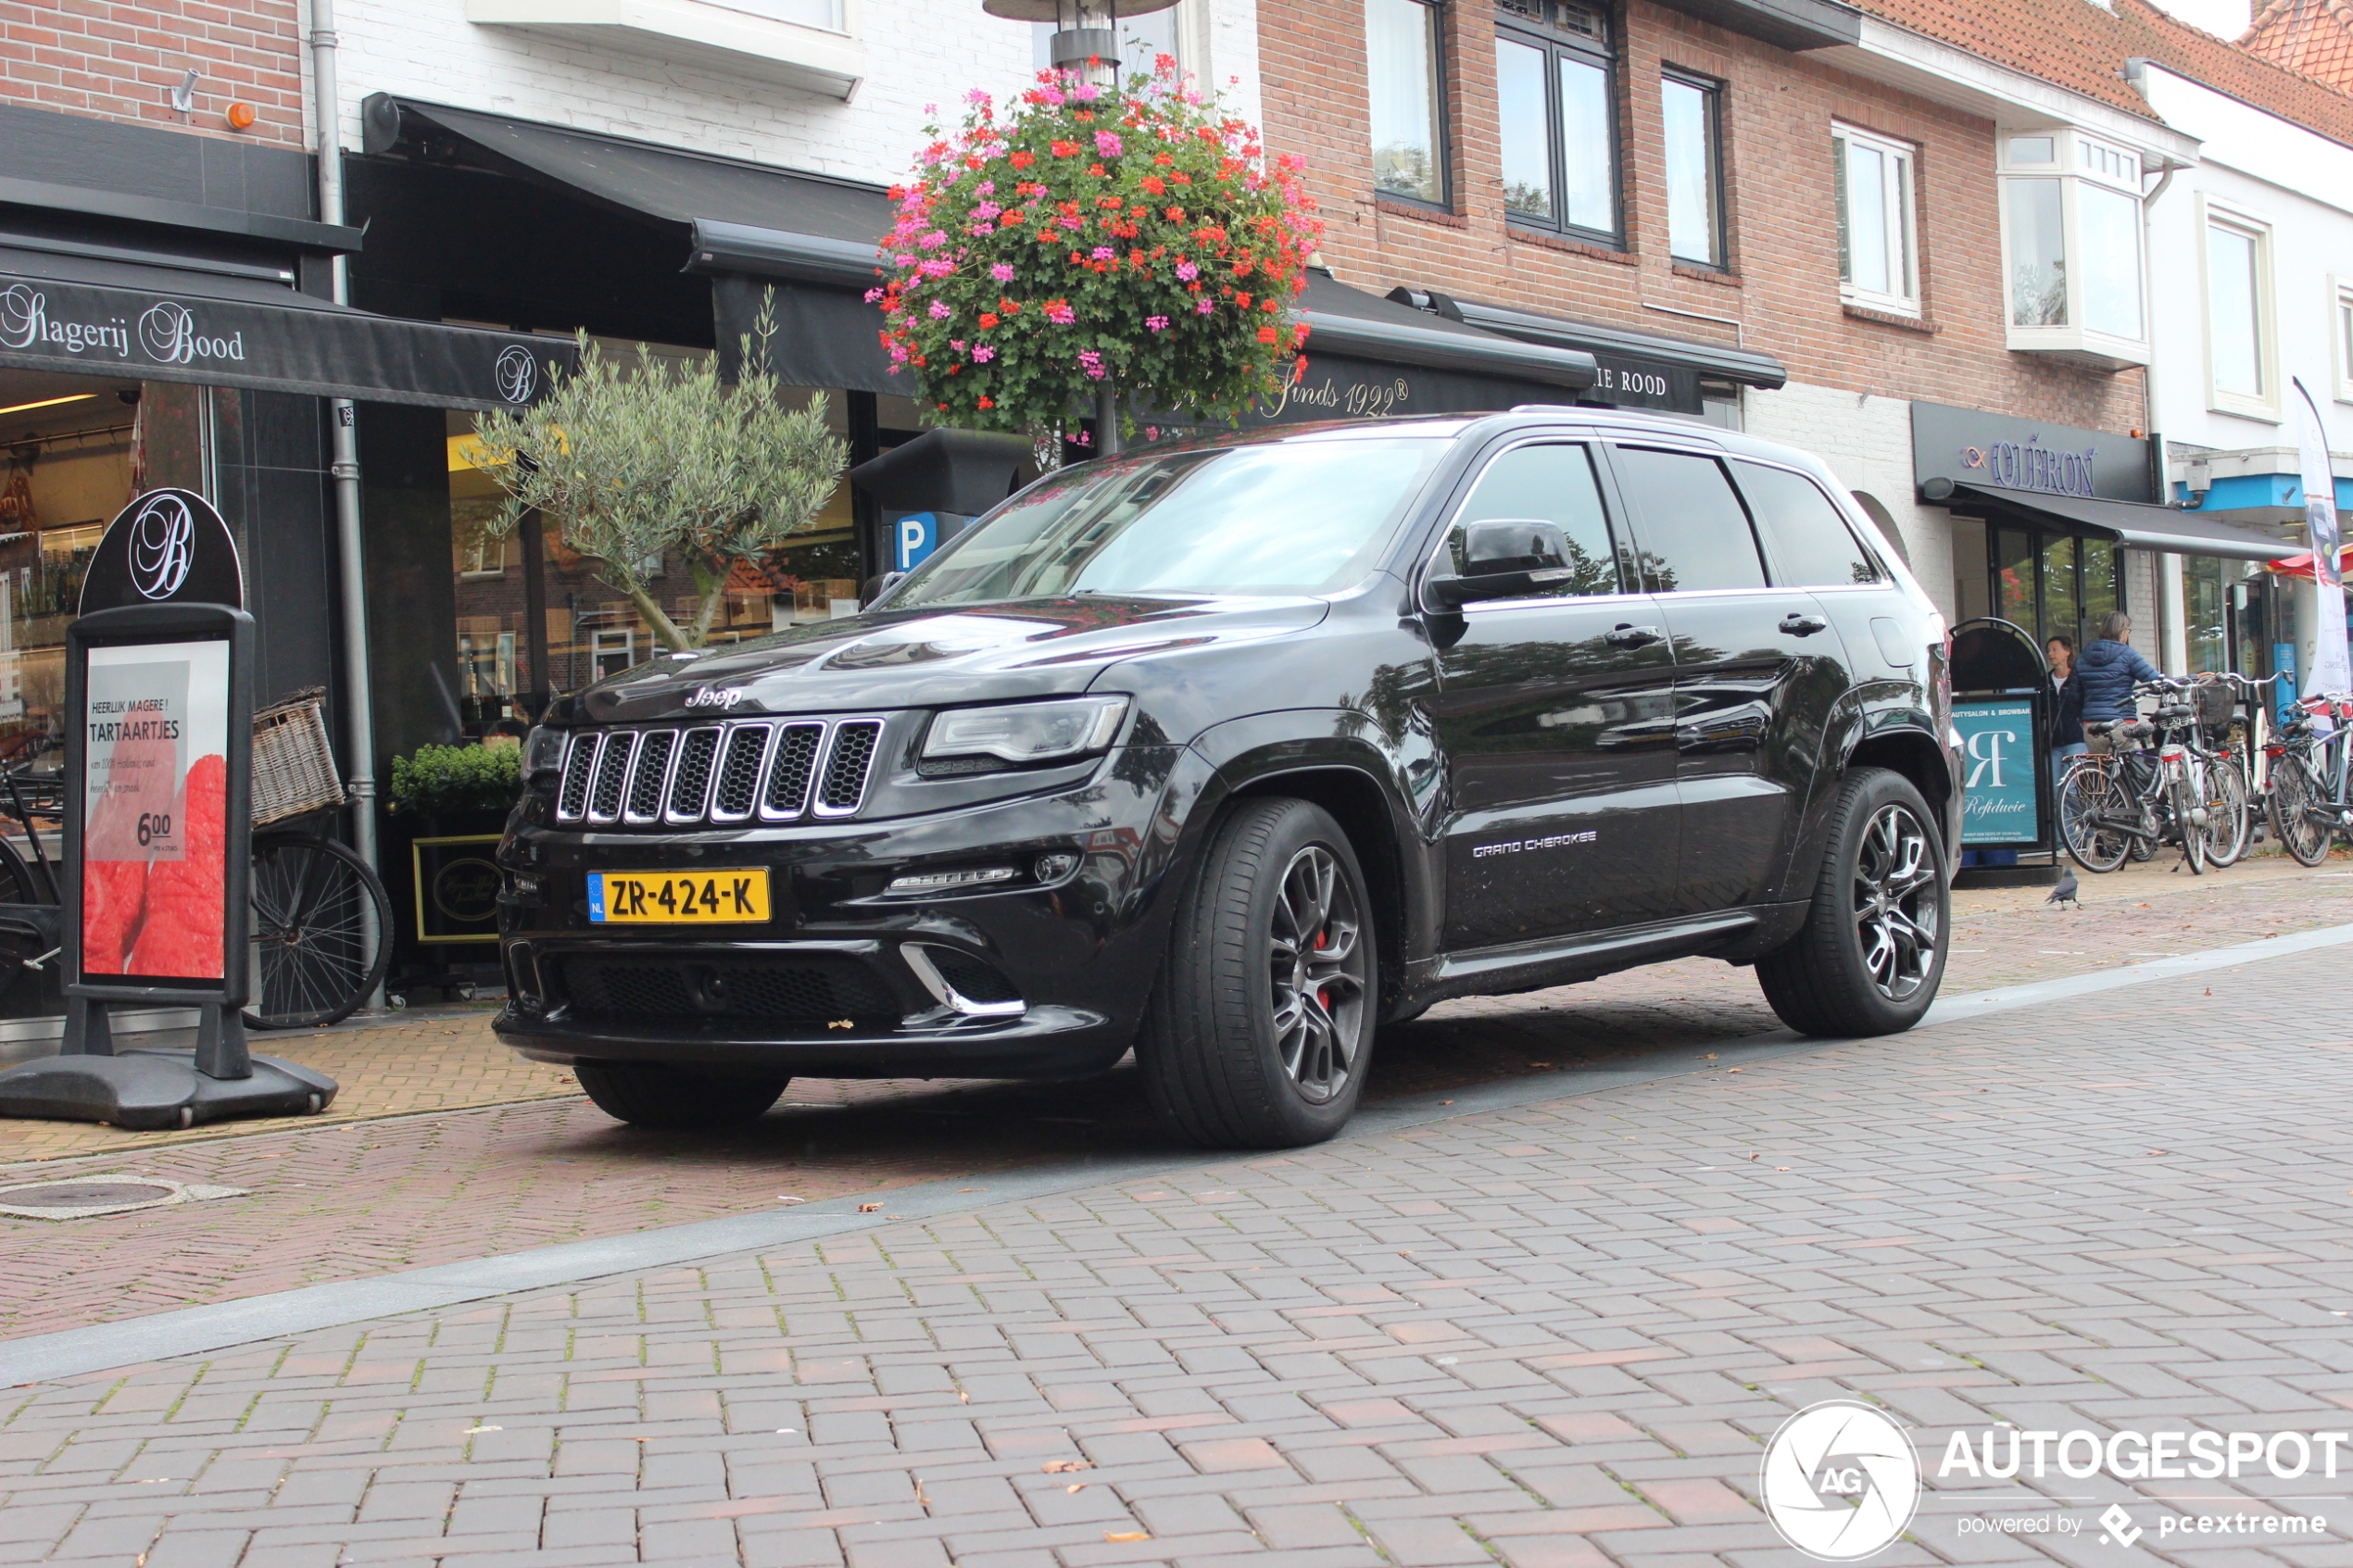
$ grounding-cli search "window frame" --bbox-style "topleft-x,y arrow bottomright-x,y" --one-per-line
1994,128 -> 2150,366
1496,0 -> 1621,246
2333,274 -> 2353,406
1421,437 -> 1643,612
1831,121 -> 1919,318
1661,67 -> 1727,270
1604,441 -> 1771,597
2198,194 -> 2280,423
1367,0 -> 1453,213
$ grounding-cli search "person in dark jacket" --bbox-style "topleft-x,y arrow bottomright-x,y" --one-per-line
2047,635 -> 2086,777
2076,611 -> 2162,734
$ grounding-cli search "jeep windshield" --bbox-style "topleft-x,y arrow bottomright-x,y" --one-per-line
886,435 -> 1448,608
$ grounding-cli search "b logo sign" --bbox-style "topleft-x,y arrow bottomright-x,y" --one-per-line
128,493 -> 195,600
1759,1400 -> 1920,1561
495,345 -> 537,404
78,488 -> 245,616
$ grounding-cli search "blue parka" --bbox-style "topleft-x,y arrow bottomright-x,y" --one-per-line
2075,637 -> 2159,721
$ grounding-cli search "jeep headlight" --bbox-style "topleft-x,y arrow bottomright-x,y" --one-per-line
522,724 -> 570,782
922,696 -> 1128,765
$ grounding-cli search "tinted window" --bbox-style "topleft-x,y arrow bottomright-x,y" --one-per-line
1611,446 -> 1766,592
1446,443 -> 1622,598
1731,460 -> 1884,586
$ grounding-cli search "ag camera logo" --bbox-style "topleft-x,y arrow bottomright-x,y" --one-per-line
1760,1400 -> 1920,1562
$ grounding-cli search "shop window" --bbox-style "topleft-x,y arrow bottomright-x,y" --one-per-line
1996,131 -> 2147,368
2201,199 -> 2277,420
1833,122 -> 1917,317
1662,70 -> 1724,269
2183,557 -> 2261,675
1370,0 -> 1448,207
1975,522 -> 2120,651
1497,0 -> 1617,242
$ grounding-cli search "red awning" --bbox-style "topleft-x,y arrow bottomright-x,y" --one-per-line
2268,544 -> 2353,580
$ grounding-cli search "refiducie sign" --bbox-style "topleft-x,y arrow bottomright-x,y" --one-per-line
1911,400 -> 2159,507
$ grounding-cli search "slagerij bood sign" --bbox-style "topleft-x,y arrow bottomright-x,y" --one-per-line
1956,698 -> 2041,847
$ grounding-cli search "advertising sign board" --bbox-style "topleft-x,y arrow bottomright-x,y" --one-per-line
1955,697 -> 2043,847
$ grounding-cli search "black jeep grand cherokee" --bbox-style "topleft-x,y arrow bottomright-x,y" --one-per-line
497,409 -> 1959,1148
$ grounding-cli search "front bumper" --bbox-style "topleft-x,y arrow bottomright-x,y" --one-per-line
493,745 -> 1202,1078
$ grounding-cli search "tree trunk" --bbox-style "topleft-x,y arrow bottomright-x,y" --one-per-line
622,579 -> 691,653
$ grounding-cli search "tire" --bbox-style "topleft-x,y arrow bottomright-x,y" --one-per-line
2171,767 -> 2206,874
2271,756 -> 2334,867
1756,768 -> 1948,1037
245,832 -> 394,1029
573,1060 -> 789,1129
2057,761 -> 2131,874
1137,797 -> 1377,1149
2200,756 -> 2251,868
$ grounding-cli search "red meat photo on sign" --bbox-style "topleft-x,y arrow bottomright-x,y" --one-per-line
81,640 -> 230,985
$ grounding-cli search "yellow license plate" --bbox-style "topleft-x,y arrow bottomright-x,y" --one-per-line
587,869 -> 771,924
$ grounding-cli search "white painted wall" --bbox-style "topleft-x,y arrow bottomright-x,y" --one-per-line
319,0 -> 1262,188
2140,65 -> 2353,457
1743,380 -> 1957,621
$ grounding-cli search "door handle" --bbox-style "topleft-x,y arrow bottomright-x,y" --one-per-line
1778,613 -> 1830,636
1604,623 -> 1665,648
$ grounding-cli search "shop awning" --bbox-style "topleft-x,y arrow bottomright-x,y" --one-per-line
1388,287 -> 1786,416
1951,483 -> 2294,560
360,95 -> 1603,408
0,245 -> 576,409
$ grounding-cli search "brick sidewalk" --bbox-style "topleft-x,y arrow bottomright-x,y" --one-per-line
4,927 -> 2350,1564
1,863 -> 2348,1345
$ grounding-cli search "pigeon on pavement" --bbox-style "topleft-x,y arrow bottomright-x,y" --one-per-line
2046,868 -> 2080,908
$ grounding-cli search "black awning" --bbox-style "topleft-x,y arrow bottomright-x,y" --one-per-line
1300,274 -> 1594,392
1952,483 -> 2293,561
1389,287 -> 1786,415
0,247 -> 577,408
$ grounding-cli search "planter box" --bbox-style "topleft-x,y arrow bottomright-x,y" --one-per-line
380,806 -> 513,987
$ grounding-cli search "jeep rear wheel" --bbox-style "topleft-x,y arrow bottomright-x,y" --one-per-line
1756,767 -> 1947,1037
574,1060 -> 789,1129
1139,797 -> 1376,1149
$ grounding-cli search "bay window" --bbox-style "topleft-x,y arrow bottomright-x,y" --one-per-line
1833,123 -> 1917,316
1997,130 -> 2149,368
1369,0 -> 1448,207
2200,198 -> 2276,419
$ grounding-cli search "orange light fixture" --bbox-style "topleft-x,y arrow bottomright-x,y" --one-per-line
224,101 -> 258,131
0,394 -> 97,418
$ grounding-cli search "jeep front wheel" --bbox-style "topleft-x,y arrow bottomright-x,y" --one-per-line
1139,797 -> 1376,1149
1756,767 -> 1947,1037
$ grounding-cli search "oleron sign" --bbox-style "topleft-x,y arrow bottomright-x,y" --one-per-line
79,489 -> 245,616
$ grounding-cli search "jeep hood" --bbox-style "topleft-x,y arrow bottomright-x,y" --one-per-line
563,596 -> 1328,724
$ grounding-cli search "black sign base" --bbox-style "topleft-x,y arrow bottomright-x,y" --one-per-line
0,1047 -> 337,1132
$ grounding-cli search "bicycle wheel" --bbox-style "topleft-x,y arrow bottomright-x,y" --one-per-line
2271,755 -> 2334,866
2058,760 -> 2132,873
246,831 -> 392,1029
2200,755 -> 2251,868
2171,767 -> 2206,874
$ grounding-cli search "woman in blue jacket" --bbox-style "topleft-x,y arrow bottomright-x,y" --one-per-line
2075,611 -> 2161,734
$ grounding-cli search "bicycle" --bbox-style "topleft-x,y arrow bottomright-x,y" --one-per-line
2057,679 -> 2222,873
2266,691 -> 2353,868
0,691 -> 395,1029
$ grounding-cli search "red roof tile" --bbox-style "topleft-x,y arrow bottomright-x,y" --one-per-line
2240,0 -> 2353,95
1853,0 -> 2353,147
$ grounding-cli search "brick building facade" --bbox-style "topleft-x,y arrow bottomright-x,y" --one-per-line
0,0 -> 307,144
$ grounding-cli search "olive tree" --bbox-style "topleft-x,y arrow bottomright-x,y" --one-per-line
469,323 -> 847,652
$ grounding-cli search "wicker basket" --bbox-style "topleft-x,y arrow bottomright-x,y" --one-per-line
251,687 -> 346,827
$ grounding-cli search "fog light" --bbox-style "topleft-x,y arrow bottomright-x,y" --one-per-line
501,871 -> 546,907
1034,852 -> 1080,882
887,866 -> 1021,895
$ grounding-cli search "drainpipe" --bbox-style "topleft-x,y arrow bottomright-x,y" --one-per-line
308,0 -> 384,1006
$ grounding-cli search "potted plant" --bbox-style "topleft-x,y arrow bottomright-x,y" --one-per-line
379,739 -> 525,996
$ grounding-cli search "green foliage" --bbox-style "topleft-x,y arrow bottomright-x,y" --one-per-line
389,743 -> 523,816
875,57 -> 1323,449
469,314 -> 849,652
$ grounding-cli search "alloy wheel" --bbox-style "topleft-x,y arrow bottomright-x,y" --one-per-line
1852,802 -> 1939,1003
1266,845 -> 1369,1104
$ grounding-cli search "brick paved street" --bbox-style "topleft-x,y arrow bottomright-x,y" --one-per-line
2,858 -> 2348,1345
4,900 -> 2352,1563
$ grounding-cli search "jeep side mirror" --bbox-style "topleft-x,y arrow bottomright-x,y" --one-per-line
1425,518 -> 1575,610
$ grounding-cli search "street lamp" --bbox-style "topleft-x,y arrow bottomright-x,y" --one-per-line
980,0 -> 1177,87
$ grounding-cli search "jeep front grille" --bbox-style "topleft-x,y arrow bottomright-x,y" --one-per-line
553,717 -> 887,829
